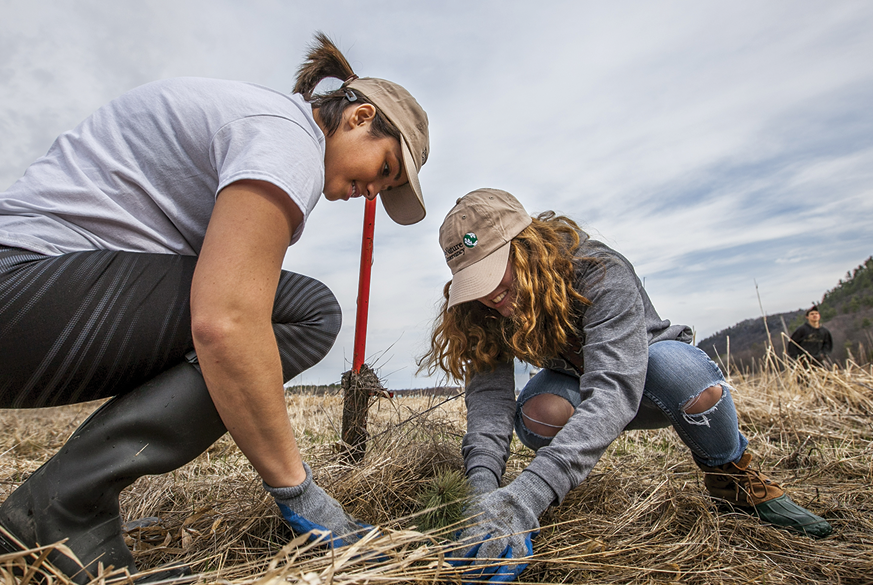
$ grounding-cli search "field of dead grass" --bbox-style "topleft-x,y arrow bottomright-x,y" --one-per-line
1,358 -> 872,584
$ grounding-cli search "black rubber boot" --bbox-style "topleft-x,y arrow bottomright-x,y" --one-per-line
0,361 -> 227,582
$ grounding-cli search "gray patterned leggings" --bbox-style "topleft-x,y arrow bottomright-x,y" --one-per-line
0,247 -> 341,408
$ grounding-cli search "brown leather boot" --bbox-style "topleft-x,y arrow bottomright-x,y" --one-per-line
698,452 -> 832,538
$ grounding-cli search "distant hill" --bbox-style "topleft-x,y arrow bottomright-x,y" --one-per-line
698,256 -> 873,370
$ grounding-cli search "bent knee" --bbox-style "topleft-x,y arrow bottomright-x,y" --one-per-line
274,274 -> 342,338
521,394 -> 574,437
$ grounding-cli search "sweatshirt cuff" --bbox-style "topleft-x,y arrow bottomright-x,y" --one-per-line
524,456 -> 573,504
465,454 -> 506,483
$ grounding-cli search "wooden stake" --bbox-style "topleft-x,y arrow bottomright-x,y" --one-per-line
341,198 -> 378,463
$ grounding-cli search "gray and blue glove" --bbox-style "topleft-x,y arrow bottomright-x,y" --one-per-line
467,467 -> 500,497
453,471 -> 555,583
264,462 -> 368,548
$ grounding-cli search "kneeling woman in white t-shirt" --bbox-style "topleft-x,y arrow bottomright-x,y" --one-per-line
0,33 -> 429,581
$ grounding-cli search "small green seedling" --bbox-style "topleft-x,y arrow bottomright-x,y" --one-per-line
414,469 -> 471,533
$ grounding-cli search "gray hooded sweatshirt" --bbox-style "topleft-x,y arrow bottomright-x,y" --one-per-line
462,236 -> 692,502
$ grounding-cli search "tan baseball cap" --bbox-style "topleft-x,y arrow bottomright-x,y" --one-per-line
346,77 -> 429,225
439,188 -> 532,308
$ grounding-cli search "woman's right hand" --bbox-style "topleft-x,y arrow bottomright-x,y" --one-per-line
264,462 -> 370,548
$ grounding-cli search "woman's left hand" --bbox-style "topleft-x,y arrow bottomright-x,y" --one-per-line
452,471 -> 555,583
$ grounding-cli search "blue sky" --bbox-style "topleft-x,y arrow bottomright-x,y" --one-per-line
2,1 -> 871,388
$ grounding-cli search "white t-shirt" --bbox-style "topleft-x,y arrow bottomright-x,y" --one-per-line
0,77 -> 325,256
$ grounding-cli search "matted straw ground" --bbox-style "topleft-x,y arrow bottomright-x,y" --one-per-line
1,358 -> 871,584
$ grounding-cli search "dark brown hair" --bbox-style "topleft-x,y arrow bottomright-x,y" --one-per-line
294,32 -> 400,141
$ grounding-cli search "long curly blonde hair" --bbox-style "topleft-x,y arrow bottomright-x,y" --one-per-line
418,211 -> 591,382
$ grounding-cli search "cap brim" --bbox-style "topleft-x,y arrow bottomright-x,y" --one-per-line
447,242 -> 511,309
380,137 -> 425,225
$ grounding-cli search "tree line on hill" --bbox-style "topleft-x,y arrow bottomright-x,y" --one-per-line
287,256 -> 873,388
697,256 -> 873,372
286,383 -> 463,396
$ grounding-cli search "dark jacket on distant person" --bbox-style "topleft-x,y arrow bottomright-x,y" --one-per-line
788,322 -> 833,365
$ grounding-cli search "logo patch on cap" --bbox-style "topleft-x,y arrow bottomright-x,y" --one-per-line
463,233 -> 478,248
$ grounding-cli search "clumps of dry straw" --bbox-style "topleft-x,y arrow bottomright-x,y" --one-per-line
2,359 -> 872,584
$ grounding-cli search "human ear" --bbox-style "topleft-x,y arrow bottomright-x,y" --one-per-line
347,103 -> 376,128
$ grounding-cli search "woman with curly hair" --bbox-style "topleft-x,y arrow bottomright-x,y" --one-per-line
420,188 -> 831,582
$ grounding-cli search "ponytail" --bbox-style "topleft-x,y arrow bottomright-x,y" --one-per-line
293,32 -> 356,98
294,32 -> 400,140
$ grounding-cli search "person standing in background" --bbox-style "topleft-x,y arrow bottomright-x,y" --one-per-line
788,306 -> 833,368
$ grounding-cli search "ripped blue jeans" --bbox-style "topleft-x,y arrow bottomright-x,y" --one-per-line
514,340 -> 748,467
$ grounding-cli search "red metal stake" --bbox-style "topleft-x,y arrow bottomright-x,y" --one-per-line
352,197 -> 377,372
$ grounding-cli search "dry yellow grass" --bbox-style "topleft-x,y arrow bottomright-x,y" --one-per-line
1,359 -> 872,584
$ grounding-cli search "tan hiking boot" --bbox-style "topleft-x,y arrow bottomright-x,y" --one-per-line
698,452 -> 832,538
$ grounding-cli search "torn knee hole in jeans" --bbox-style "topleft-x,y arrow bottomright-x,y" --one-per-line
680,385 -> 725,427
521,407 -> 564,438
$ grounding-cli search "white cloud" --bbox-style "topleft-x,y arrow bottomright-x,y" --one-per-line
2,0 -> 872,387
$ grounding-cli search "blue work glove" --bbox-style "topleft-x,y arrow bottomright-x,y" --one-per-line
467,467 -> 500,497
264,462 -> 368,548
453,471 -> 555,583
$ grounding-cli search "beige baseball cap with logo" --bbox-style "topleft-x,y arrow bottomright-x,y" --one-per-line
346,77 -> 429,225
439,188 -> 532,308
